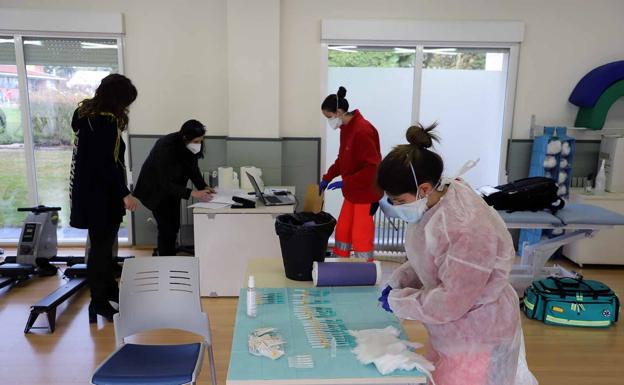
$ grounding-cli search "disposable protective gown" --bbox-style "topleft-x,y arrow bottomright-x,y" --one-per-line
388,180 -> 538,385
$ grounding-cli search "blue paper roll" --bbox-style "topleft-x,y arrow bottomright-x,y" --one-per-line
312,261 -> 381,287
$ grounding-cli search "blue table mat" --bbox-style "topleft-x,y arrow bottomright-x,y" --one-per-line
227,287 -> 426,382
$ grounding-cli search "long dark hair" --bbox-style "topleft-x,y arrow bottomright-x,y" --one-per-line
377,123 -> 444,196
78,74 -> 137,130
321,86 -> 349,113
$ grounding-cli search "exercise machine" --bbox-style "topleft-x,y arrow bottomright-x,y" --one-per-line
23,238 -> 128,333
0,206 -> 61,289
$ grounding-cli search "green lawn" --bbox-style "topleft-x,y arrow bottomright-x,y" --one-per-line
35,148 -> 73,227
0,147 -> 128,233
1,106 -> 23,143
1,104 -> 128,239
0,147 -> 72,228
0,148 -> 30,227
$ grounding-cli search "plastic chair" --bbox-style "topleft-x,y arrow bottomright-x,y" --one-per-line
91,256 -> 217,385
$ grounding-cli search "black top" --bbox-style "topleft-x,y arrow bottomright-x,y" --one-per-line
134,132 -> 207,211
69,109 -> 130,230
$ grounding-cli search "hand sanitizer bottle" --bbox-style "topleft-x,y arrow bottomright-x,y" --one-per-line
247,275 -> 257,318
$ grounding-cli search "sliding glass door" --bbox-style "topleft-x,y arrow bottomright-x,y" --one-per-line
0,35 -> 124,244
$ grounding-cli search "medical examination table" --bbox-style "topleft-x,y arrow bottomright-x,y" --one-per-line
498,203 -> 624,294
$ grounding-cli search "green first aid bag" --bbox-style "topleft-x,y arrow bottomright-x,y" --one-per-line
523,277 -> 620,328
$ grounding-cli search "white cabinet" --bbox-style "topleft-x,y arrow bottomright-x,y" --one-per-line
193,204 -> 293,296
563,190 -> 624,266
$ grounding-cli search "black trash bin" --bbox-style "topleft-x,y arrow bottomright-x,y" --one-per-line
275,212 -> 336,281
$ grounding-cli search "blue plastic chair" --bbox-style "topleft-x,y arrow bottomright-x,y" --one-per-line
92,257 -> 217,385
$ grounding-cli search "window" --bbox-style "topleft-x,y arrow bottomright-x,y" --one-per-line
324,44 -> 516,219
325,46 -> 416,217
0,35 -> 125,244
419,47 -> 509,188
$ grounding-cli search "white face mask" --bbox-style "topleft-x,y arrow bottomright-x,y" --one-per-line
327,116 -> 341,130
380,194 -> 429,224
186,142 -> 201,154
379,158 -> 479,223
379,159 -> 480,224
380,164 -> 430,224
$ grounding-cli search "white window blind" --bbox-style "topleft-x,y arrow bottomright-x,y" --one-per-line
0,37 -> 16,64
23,38 -> 118,67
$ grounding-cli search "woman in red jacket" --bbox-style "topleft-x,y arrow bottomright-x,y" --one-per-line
320,86 -> 382,258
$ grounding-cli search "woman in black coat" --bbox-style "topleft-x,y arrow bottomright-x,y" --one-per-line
134,120 -> 214,256
69,74 -> 138,322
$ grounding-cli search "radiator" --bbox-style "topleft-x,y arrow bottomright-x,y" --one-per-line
373,209 -> 407,257
327,209 -> 408,259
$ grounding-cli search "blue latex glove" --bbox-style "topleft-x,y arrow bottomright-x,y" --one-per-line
319,180 -> 329,194
378,285 -> 393,313
328,181 -> 343,190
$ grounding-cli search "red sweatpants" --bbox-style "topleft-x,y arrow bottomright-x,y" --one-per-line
332,199 -> 375,258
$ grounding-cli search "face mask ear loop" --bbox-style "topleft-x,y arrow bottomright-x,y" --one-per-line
408,162 -> 421,199
455,158 -> 480,179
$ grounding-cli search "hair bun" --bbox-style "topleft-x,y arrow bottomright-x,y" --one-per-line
337,86 -> 347,99
406,123 -> 439,149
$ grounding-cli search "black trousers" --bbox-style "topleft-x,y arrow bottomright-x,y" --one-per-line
152,198 -> 181,256
87,222 -> 120,304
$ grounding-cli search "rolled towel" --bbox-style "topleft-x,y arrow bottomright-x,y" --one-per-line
547,140 -> 562,155
544,156 -> 557,169
562,141 -> 571,156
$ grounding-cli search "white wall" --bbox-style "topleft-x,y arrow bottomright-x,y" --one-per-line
3,0 -> 624,138
0,0 -> 229,136
281,0 -> 624,139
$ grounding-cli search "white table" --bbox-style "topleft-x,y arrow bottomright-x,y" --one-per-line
194,203 -> 294,296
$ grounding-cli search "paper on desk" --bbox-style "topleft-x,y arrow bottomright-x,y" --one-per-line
189,188 -> 256,209
209,194 -> 237,205
214,188 -> 257,203
188,202 -> 231,209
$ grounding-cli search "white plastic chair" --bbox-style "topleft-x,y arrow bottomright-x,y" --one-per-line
91,256 -> 217,385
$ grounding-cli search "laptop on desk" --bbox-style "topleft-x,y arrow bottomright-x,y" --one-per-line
246,172 -> 296,206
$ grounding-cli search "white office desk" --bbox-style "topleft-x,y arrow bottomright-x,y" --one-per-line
194,202 -> 294,296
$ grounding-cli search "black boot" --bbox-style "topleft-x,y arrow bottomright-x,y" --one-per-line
88,300 -> 118,323
107,282 -> 120,304
112,260 -> 123,277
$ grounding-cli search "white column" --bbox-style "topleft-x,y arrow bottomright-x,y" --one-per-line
227,0 -> 280,138
14,35 -> 38,205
